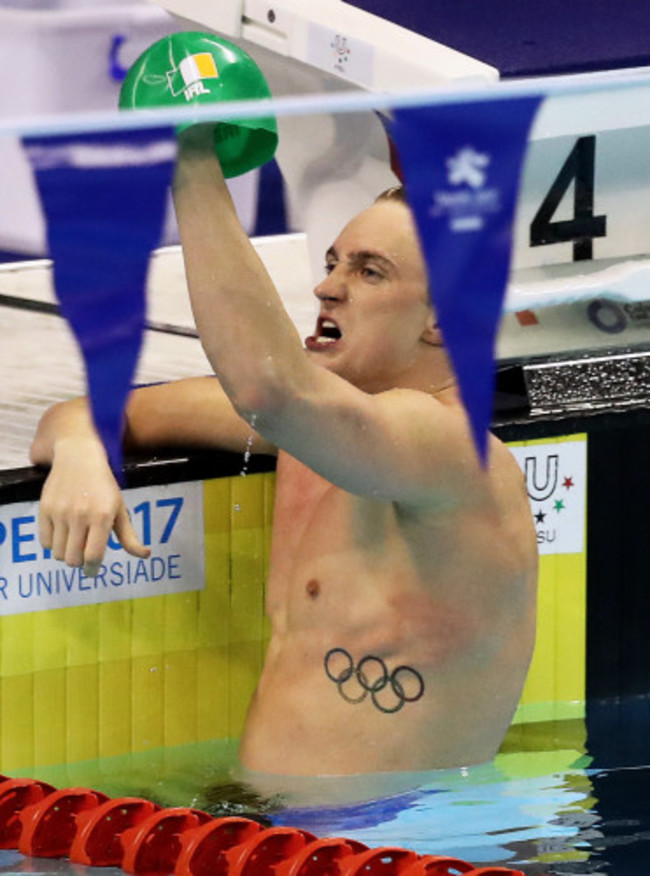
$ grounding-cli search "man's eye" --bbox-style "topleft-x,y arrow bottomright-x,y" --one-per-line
324,263 -> 336,275
360,266 -> 382,280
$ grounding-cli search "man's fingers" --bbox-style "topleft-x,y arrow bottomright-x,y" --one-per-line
38,512 -> 54,552
64,520 -> 92,569
38,500 -> 149,578
114,507 -> 150,559
50,519 -> 70,563
82,514 -> 115,577
83,509 -> 149,575
83,559 -> 103,578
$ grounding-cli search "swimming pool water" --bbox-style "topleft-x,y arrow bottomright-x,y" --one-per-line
2,698 -> 650,876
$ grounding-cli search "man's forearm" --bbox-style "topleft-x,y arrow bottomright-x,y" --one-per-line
30,398 -> 103,467
172,126 -> 309,423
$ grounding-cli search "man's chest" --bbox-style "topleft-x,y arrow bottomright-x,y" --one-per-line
270,453 -> 344,563
268,453 -> 413,581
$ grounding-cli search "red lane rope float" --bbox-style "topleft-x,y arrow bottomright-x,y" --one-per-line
175,815 -> 264,876
337,847 -> 418,876
224,826 -> 317,876
274,837 -> 368,876
0,776 -> 530,876
468,871 -> 529,875
0,778 -> 56,849
19,787 -> 109,858
403,854 -> 476,875
121,807 -> 213,876
70,797 -> 161,866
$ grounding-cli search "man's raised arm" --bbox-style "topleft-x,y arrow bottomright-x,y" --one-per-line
173,128 -> 481,509
172,125 -> 309,421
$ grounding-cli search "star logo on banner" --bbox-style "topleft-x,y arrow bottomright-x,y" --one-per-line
446,146 -> 490,190
531,475 -> 575,526
331,35 -> 351,72
510,442 -> 586,554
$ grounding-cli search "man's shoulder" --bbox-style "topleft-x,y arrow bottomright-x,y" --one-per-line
376,385 -> 466,421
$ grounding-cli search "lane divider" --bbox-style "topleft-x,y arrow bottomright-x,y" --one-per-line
0,775 -> 530,876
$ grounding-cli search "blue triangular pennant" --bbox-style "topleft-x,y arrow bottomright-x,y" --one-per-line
24,127 -> 176,483
388,96 -> 542,461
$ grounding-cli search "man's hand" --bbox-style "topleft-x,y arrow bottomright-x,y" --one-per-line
37,438 -> 150,578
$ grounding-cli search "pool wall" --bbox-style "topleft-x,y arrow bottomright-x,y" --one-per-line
0,470 -> 275,773
0,431 -> 586,774
4,227 -> 649,775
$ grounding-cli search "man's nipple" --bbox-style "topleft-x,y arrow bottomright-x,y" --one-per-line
306,579 -> 321,599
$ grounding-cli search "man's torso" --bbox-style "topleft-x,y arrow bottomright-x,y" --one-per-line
239,437 -> 537,776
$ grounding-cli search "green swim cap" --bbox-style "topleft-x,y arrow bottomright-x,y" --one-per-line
119,31 -> 278,178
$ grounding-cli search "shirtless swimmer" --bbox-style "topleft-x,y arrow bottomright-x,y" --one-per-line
31,125 -> 538,776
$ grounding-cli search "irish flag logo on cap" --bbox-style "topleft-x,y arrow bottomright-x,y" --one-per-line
167,52 -> 219,101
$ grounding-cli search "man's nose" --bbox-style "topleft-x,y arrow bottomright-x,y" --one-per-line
314,266 -> 347,302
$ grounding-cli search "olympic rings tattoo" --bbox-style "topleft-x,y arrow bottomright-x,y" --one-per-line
324,647 -> 425,714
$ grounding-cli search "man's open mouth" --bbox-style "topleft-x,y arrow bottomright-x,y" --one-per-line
305,318 -> 342,351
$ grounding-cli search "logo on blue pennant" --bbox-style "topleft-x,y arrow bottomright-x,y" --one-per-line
23,127 -> 176,483
388,95 -> 543,461
431,146 -> 500,233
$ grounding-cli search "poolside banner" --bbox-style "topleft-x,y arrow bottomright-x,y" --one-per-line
388,96 -> 542,461
23,128 -> 176,482
0,481 -> 205,616
510,437 -> 588,555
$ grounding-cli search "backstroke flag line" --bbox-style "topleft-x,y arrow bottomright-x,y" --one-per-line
23,128 -> 176,483
388,96 -> 543,462
21,97 -> 538,476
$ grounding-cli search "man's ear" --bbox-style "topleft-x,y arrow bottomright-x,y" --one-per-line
422,311 -> 444,347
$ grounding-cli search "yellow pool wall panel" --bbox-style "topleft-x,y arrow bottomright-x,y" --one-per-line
0,472 -> 274,774
510,434 -> 587,727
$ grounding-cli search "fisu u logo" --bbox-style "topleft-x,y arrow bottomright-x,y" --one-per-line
524,454 -> 559,502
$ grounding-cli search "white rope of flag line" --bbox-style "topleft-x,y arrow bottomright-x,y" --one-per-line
2,64 -> 650,139
6,64 -> 650,318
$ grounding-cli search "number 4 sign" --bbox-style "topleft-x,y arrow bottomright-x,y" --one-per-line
529,135 -> 606,263
513,81 -> 650,271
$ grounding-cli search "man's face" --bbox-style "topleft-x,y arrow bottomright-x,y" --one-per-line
305,200 -> 433,392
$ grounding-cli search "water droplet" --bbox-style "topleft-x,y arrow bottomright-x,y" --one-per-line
240,414 -> 257,477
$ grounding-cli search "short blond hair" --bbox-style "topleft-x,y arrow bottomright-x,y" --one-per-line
375,185 -> 407,205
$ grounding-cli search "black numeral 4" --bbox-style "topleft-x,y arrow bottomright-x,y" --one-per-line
530,135 -> 607,261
